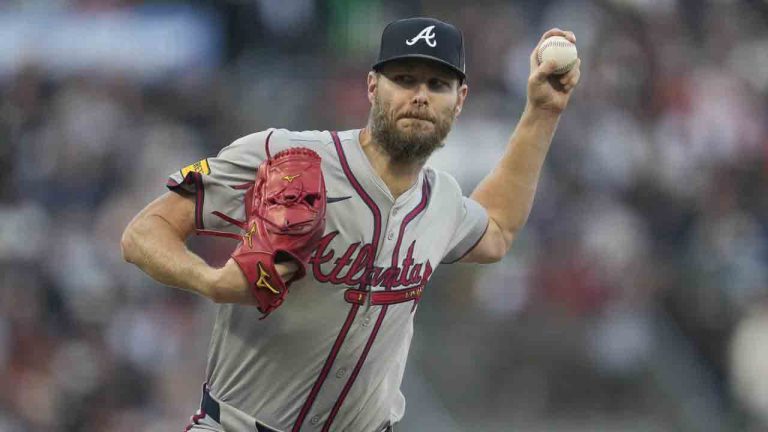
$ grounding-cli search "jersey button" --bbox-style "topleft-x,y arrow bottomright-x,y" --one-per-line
362,316 -> 371,327
336,367 -> 347,378
310,415 -> 321,425
387,231 -> 394,240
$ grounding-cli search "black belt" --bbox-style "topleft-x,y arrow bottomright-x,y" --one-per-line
201,388 -> 394,432
202,388 -> 278,432
200,387 -> 222,425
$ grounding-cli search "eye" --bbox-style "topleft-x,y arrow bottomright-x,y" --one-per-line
393,74 -> 416,85
429,78 -> 450,91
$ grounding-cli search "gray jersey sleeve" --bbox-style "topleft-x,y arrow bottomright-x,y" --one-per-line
165,128 -> 294,231
439,173 -> 490,264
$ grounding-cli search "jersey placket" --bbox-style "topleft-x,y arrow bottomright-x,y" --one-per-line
308,204 -> 399,429
293,132 -> 427,431
320,179 -> 430,431
292,132 -> 385,431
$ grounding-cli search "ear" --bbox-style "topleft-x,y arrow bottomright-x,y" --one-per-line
367,71 -> 378,104
454,83 -> 469,118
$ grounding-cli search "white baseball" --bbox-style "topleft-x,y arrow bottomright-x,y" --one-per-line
537,36 -> 578,75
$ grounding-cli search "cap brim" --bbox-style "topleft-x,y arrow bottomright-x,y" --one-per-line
372,54 -> 465,80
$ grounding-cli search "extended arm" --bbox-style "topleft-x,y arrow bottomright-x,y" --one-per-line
463,28 -> 581,263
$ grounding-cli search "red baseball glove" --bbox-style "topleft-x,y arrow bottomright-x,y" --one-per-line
198,145 -> 326,317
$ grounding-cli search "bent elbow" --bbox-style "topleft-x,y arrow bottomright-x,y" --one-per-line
487,244 -> 508,264
465,218 -> 516,264
120,222 -> 140,264
476,238 -> 509,264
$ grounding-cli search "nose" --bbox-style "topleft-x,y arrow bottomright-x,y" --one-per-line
411,83 -> 429,107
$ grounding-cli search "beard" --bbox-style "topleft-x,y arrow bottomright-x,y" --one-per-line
369,92 -> 455,164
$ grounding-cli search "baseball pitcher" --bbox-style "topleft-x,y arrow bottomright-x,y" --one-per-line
121,17 -> 580,432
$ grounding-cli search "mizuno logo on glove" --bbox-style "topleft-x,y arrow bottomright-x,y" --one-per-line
256,262 -> 280,294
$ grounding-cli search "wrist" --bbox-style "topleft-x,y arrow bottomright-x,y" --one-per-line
523,102 -> 563,122
507,104 -> 561,154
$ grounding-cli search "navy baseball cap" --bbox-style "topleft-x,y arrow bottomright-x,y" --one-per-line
373,17 -> 466,81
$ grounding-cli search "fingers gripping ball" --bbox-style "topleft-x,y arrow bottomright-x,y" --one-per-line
537,36 -> 578,75
198,144 -> 327,317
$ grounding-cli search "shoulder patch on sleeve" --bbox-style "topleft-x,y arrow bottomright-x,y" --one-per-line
180,158 -> 211,177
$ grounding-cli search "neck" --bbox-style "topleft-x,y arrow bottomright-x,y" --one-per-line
359,127 -> 424,199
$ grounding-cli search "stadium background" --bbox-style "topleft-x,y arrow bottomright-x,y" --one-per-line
0,0 -> 767,431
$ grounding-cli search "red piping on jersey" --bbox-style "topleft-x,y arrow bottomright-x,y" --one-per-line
322,307 -> 387,432
194,172 -> 205,229
166,172 -> 206,229
329,131 -> 382,289
292,131 -> 383,431
389,180 -> 430,287
184,409 -> 206,432
322,176 -> 431,431
291,304 -> 360,431
332,130 -> 383,292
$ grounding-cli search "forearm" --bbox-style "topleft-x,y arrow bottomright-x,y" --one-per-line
122,214 -> 215,298
470,106 -> 560,248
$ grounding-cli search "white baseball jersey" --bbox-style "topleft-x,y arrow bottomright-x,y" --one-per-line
167,129 -> 488,432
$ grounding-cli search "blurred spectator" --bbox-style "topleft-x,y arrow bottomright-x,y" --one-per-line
0,1 -> 766,431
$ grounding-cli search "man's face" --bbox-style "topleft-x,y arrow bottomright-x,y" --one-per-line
367,59 -> 468,164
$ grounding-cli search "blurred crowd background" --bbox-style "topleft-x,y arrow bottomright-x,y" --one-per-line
1,0 -> 767,431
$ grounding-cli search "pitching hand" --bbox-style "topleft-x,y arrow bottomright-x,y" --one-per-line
527,28 -> 581,114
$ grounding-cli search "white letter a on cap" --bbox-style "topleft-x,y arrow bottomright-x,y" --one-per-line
406,25 -> 437,47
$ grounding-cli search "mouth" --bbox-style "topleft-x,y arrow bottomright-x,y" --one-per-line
398,115 -> 434,123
